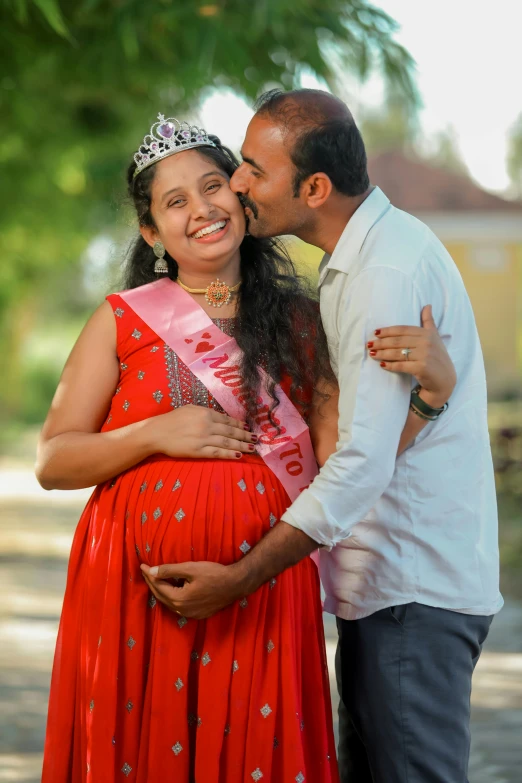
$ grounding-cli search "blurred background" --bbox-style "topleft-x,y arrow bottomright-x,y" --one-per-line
0,0 -> 521,780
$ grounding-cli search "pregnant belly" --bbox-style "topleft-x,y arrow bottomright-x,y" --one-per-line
101,454 -> 289,567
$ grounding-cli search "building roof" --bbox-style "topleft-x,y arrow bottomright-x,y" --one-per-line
367,150 -> 522,213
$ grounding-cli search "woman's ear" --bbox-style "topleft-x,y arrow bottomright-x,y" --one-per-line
302,173 -> 333,209
139,224 -> 159,248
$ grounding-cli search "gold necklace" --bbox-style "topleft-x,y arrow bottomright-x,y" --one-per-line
176,277 -> 241,308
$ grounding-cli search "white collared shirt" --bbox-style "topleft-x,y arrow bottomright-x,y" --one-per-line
282,187 -> 503,621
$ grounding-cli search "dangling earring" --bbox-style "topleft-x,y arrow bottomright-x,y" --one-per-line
153,241 -> 169,275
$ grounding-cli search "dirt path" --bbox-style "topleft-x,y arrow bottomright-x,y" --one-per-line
1,470 -> 520,782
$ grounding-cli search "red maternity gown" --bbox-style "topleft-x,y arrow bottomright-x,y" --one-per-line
42,292 -> 339,783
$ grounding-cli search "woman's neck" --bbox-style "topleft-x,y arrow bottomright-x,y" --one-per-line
176,253 -> 241,290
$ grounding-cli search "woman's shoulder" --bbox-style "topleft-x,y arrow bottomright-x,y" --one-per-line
83,299 -> 117,333
104,290 -> 164,364
106,290 -> 126,313
64,301 -> 117,368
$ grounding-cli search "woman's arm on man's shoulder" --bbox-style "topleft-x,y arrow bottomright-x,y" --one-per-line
308,305 -> 456,466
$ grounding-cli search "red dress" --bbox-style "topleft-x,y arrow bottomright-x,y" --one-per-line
42,293 -> 339,783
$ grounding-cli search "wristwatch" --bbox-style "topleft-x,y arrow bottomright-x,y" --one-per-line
409,385 -> 448,421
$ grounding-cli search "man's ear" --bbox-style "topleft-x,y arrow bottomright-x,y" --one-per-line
139,224 -> 159,248
301,173 -> 333,209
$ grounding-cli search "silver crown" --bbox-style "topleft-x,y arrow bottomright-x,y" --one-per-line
133,113 -> 216,177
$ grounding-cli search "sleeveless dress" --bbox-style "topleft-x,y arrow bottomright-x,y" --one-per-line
42,293 -> 339,783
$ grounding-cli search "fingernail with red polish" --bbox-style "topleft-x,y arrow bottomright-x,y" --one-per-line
367,341 -> 374,348
251,435 -> 258,443
370,350 -> 377,357
243,424 -> 250,431
248,444 -> 255,451
236,452 -> 242,458
380,361 -> 386,367
374,329 -> 381,336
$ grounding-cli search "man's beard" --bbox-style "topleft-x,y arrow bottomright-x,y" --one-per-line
238,193 -> 300,239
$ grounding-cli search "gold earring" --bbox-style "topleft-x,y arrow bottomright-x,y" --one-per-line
153,241 -> 168,275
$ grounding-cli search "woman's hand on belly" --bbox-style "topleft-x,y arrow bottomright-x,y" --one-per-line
144,405 -> 257,460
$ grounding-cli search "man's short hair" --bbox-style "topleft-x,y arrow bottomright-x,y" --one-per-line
255,88 -> 370,198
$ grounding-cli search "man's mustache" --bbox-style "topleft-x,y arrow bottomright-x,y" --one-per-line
238,194 -> 259,220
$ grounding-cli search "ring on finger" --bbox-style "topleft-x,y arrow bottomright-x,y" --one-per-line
401,348 -> 412,360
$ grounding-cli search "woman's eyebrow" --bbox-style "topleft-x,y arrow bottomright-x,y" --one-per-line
199,169 -> 225,179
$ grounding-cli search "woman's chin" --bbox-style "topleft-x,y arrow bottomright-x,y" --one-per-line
188,231 -> 243,262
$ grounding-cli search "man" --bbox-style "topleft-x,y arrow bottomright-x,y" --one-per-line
143,89 -> 502,782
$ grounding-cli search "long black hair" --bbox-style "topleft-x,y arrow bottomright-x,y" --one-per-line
124,139 -> 334,426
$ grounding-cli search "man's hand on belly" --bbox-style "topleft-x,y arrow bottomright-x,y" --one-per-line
141,561 -> 245,619
140,521 -> 319,619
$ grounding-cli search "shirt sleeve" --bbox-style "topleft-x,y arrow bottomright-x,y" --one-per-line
281,265 -> 423,548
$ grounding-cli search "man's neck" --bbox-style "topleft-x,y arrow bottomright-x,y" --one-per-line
297,187 -> 374,256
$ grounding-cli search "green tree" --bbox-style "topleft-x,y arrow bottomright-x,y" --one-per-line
360,90 -> 417,155
427,126 -> 468,175
507,112 -> 522,198
1,0 -> 417,420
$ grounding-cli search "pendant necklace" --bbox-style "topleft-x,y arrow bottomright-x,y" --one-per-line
176,277 -> 241,308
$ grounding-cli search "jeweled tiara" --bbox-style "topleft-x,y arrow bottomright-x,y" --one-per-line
133,113 -> 216,177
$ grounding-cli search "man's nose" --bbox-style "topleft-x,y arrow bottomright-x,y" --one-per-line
230,165 -> 247,194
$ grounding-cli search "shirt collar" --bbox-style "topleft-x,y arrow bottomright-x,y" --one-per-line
317,186 -> 391,288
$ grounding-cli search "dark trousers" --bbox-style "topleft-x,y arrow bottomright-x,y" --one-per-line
335,603 -> 493,783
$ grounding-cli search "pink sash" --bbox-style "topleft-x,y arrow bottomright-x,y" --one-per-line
119,278 -> 319,503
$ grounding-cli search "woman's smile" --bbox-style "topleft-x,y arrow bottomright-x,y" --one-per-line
189,217 -> 231,243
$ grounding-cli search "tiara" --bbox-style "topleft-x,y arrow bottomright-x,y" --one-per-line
133,113 -> 217,177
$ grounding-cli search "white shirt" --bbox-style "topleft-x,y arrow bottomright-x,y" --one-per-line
282,187 -> 503,621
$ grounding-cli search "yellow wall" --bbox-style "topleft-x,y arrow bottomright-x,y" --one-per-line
285,237 -> 323,284
446,243 -> 520,397
287,236 -> 520,399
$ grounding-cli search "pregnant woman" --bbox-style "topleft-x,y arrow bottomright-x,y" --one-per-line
37,115 -> 455,782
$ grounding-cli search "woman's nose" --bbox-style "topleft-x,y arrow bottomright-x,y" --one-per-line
192,197 -> 215,219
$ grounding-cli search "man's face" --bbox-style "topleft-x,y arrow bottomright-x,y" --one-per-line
230,115 -> 308,238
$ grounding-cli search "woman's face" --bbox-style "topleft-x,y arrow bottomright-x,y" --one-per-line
142,149 -> 246,275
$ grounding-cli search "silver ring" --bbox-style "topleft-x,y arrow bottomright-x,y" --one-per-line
401,348 -> 412,360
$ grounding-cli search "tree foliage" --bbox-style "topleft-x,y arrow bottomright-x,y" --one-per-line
427,126 -> 468,176
0,0 -> 417,419
360,89 -> 417,155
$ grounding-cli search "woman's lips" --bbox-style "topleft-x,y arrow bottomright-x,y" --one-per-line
190,219 -> 231,244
